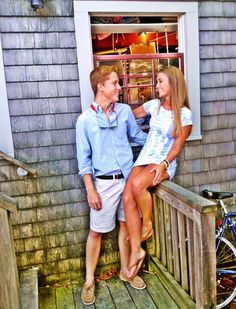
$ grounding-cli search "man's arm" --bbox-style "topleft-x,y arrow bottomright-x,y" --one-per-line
76,118 -> 102,210
127,106 -> 147,145
133,105 -> 147,119
83,174 -> 102,210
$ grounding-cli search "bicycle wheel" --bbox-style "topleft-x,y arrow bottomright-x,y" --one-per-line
216,236 -> 236,308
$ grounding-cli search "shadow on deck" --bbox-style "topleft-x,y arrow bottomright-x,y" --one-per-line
39,272 -> 184,309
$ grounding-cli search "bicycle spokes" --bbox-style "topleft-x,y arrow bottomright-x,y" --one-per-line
216,237 -> 236,309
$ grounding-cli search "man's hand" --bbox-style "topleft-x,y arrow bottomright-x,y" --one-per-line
87,187 -> 102,210
83,174 -> 102,210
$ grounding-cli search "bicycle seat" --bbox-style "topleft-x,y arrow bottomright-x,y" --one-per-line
202,189 -> 233,199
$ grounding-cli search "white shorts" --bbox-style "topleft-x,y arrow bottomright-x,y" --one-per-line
90,177 -> 126,233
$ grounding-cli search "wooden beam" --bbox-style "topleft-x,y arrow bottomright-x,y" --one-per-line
20,269 -> 38,309
0,151 -> 37,176
0,208 -> 20,309
193,209 -> 216,308
155,181 -> 217,214
0,192 -> 17,213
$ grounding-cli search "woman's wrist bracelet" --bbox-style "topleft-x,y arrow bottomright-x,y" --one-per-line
163,159 -> 170,169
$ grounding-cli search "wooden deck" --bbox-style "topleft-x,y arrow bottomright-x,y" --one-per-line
39,272 -> 182,309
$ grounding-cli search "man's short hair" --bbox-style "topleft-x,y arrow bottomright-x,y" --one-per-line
90,65 -> 118,95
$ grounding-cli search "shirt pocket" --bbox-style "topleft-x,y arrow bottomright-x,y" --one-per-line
115,124 -> 127,139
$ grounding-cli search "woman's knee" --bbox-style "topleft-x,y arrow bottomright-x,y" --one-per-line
122,188 -> 134,206
132,177 -> 146,195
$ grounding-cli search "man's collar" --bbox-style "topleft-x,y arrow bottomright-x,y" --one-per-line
91,102 -> 115,112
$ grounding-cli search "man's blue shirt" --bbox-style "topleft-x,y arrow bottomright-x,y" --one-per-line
76,102 -> 147,179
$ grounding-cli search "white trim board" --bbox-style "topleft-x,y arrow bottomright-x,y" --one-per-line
0,37 -> 14,156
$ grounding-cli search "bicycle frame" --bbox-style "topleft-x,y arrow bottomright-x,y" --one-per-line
216,213 -> 236,276
216,210 -> 236,259
216,212 -> 236,240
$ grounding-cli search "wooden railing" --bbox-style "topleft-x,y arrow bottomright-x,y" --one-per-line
0,192 -> 20,309
0,150 -> 37,176
147,181 -> 217,309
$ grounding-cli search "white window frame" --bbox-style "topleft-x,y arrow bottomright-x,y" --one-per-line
74,1 -> 201,140
0,37 -> 14,156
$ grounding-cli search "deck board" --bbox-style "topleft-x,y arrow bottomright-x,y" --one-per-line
56,287 -> 74,309
142,273 -> 179,309
125,281 -> 157,309
39,272 -> 183,308
39,287 -> 56,309
73,285 -> 95,309
106,277 -> 136,308
94,281 -> 115,309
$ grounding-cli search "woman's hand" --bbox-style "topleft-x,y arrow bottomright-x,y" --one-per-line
149,163 -> 166,186
87,187 -> 102,210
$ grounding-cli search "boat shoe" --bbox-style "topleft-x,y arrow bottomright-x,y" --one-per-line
81,282 -> 95,305
119,273 -> 146,290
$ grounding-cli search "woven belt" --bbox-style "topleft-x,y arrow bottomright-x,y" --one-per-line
96,173 -> 124,180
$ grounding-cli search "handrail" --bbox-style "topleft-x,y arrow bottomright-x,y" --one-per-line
0,192 -> 17,212
0,151 -> 37,176
148,181 -> 217,308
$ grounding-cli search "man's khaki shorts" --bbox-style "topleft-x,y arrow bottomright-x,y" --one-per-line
90,177 -> 126,233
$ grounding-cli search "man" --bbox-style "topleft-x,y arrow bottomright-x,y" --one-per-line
76,65 -> 147,305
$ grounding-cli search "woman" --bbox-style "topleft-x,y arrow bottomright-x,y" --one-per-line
123,66 -> 193,279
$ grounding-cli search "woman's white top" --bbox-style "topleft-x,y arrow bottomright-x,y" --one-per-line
134,99 -> 193,180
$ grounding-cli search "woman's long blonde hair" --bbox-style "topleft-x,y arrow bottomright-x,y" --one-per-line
158,66 -> 190,137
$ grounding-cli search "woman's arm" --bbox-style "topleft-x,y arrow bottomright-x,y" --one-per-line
132,105 -> 147,119
165,125 -> 192,163
151,125 -> 192,185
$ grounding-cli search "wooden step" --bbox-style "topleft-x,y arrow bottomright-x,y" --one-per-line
20,268 -> 38,309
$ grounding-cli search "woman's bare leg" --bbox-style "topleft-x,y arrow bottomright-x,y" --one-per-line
131,164 -> 156,240
123,166 -> 145,278
123,165 -> 169,277
132,164 -> 170,240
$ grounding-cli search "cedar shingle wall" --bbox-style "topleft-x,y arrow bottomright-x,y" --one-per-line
0,0 -> 235,284
0,0 -> 119,284
175,1 -> 236,192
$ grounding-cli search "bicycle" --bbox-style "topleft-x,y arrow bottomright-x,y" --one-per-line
202,189 -> 236,308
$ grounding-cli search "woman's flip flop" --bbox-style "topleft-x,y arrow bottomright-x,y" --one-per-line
127,250 -> 146,280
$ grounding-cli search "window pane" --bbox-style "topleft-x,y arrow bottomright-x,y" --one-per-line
94,54 -> 183,106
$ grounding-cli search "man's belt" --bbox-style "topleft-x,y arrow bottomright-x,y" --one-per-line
96,173 -> 124,180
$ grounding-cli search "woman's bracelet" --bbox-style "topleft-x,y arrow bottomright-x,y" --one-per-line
163,159 -> 170,169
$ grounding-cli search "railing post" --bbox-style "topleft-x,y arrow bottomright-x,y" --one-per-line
147,182 -> 217,308
0,192 -> 20,309
193,209 -> 216,308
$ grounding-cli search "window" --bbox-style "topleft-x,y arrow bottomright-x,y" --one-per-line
0,37 -> 14,156
74,1 -> 201,140
92,15 -> 183,107
94,54 -> 184,106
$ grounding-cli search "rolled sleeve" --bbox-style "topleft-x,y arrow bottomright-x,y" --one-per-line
76,117 -> 94,177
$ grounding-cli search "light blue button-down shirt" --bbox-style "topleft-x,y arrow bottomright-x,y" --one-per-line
76,102 -> 147,180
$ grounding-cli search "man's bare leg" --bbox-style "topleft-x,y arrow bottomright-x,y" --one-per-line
84,230 -> 102,285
